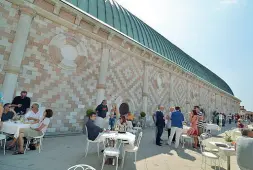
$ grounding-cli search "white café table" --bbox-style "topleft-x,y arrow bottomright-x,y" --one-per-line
100,131 -> 136,146
1,121 -> 31,138
209,141 -> 236,170
205,123 -> 220,133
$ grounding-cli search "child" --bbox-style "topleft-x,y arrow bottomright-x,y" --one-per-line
109,113 -> 116,130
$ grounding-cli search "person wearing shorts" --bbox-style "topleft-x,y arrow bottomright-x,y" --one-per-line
13,109 -> 53,155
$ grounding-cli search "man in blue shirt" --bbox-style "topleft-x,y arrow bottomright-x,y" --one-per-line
156,105 -> 165,146
168,106 -> 184,148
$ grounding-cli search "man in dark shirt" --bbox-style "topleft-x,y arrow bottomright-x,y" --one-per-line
156,105 -> 165,146
96,100 -> 108,119
86,112 -> 104,141
12,91 -> 31,115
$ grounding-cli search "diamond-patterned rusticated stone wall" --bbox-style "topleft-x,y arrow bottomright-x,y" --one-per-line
15,15 -> 102,133
105,49 -> 144,112
0,0 -> 19,89
147,65 -> 170,113
0,0 -> 240,133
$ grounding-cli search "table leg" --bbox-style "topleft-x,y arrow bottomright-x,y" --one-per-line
227,156 -> 230,170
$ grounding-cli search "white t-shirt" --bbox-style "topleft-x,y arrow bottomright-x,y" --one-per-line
25,110 -> 42,120
39,117 -> 50,133
166,112 -> 172,128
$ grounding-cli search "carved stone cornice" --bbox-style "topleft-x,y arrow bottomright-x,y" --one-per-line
4,65 -> 20,75
75,15 -> 82,25
53,4 -> 61,15
19,6 -> 36,17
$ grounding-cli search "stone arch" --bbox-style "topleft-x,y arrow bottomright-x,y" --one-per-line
115,96 -> 136,114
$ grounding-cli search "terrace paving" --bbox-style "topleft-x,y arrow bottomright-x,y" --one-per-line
0,124 -> 240,170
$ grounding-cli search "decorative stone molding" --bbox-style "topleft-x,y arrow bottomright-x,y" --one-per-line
96,84 -> 105,89
48,33 -> 88,71
107,32 -> 114,41
53,4 -> 61,15
75,15 -> 82,25
92,25 -> 100,34
4,65 -> 20,75
19,6 -> 36,17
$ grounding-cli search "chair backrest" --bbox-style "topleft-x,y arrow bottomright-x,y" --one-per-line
68,164 -> 96,170
85,125 -> 88,140
126,121 -> 133,129
198,133 -> 212,153
136,132 -> 143,148
236,137 -> 253,170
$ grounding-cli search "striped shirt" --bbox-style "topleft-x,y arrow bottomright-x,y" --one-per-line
197,111 -> 204,128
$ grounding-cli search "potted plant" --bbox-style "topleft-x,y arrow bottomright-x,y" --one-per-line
224,131 -> 233,143
139,112 -> 146,128
140,112 -> 146,118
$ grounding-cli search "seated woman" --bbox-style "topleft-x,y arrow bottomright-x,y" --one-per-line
187,110 -> 198,148
116,116 -> 127,132
237,119 -> 245,129
13,109 -> 53,155
0,103 -> 17,122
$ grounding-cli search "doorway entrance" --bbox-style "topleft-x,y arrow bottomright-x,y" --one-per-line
119,103 -> 129,115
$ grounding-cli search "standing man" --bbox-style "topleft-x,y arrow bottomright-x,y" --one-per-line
96,100 -> 108,119
194,106 -> 204,136
168,106 -> 184,148
228,113 -> 232,124
166,107 -> 176,143
156,105 -> 165,146
12,91 -> 31,115
95,100 -> 108,128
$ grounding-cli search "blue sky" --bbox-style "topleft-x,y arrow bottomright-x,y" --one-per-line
115,0 -> 253,111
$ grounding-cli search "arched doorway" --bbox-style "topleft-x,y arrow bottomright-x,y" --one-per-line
119,103 -> 129,115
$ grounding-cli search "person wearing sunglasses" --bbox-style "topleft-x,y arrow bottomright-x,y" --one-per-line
0,103 -> 17,122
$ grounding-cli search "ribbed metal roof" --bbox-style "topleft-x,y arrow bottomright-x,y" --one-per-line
67,0 -> 234,95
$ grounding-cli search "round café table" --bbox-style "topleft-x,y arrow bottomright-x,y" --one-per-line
1,121 -> 31,138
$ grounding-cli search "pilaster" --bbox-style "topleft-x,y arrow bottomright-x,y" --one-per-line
142,62 -> 149,113
95,43 -> 111,105
2,6 -> 36,103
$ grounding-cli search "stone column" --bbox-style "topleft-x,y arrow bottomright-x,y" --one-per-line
169,73 -> 174,106
96,44 -> 110,105
2,7 -> 35,103
186,81 -> 191,112
142,62 -> 149,114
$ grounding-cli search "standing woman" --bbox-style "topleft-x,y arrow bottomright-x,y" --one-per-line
111,104 -> 119,119
187,110 -> 198,148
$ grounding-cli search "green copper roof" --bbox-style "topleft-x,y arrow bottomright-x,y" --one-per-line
66,0 -> 234,95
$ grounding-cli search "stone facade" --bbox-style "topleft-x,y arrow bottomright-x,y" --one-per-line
0,0 -> 241,133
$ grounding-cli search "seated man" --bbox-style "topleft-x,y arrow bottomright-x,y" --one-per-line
0,103 -> 17,122
86,112 -> 104,141
13,109 -> 53,155
25,103 -> 42,123
236,129 -> 253,170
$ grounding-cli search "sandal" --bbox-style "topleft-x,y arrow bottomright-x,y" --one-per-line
12,151 -> 24,155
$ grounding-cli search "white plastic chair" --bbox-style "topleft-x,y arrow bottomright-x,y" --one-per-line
181,134 -> 193,148
101,137 -> 121,170
198,136 -> 221,170
121,132 -> 143,168
85,125 -> 104,157
24,132 -> 44,154
0,134 -> 6,155
126,121 -> 138,134
68,164 -> 96,170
